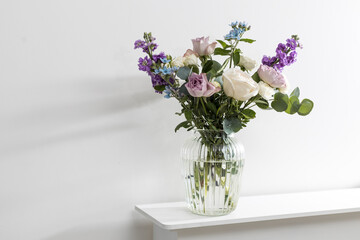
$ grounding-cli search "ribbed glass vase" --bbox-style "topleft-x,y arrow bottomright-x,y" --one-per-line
181,130 -> 245,216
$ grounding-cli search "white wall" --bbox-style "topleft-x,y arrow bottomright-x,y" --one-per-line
1,0 -> 360,239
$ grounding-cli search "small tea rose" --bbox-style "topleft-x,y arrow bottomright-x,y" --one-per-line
185,73 -> 220,97
222,68 -> 259,101
171,56 -> 185,68
258,81 -> 275,100
239,55 -> 257,71
191,37 -> 217,56
183,49 -> 199,57
257,64 -> 286,88
183,54 -> 198,66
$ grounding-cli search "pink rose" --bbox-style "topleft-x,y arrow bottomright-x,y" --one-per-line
183,49 -> 199,57
257,64 -> 287,88
191,37 -> 217,56
185,73 -> 221,97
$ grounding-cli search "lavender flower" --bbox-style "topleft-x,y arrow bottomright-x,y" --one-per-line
134,40 -> 145,49
138,56 -> 152,72
153,52 -> 166,63
261,36 -> 301,72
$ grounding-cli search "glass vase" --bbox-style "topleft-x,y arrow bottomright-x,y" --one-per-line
181,130 -> 245,216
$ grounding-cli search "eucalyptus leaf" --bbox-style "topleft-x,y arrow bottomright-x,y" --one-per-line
188,64 -> 199,74
285,95 -> 300,114
298,99 -> 314,116
290,87 -> 300,98
271,92 -> 289,112
214,76 -> 223,86
177,66 -> 191,80
223,117 -> 242,134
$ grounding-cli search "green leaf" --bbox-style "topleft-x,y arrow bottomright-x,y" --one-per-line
233,52 -> 240,66
251,72 -> 261,83
242,109 -> 256,119
211,60 -> 222,72
216,40 -> 230,49
217,102 -> 228,116
177,66 -> 191,80
217,58 -> 230,73
202,60 -> 213,73
214,48 -> 231,56
240,38 -> 256,43
175,121 -> 190,133
223,117 -> 242,134
206,101 -> 217,114
188,65 -> 199,74
184,109 -> 192,121
285,95 -> 300,114
255,98 -> 270,109
290,87 -> 300,98
179,83 -> 189,96
298,99 -> 314,116
271,92 -> 289,112
153,85 -> 165,92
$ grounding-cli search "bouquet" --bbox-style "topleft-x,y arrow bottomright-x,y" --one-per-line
134,21 -> 313,138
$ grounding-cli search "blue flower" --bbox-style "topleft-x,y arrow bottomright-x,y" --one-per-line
163,86 -> 171,99
239,21 -> 247,28
229,21 -> 238,27
160,57 -> 171,63
154,69 -> 160,74
171,66 -> 179,72
159,67 -> 172,75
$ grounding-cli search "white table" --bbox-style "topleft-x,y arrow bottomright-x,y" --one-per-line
135,188 -> 360,240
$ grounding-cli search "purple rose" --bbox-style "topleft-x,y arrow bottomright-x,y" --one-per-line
257,65 -> 287,88
185,73 -> 220,97
191,37 -> 217,56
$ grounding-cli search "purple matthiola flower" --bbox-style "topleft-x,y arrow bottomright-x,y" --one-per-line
287,51 -> 297,64
277,43 -> 287,53
138,56 -> 152,72
134,40 -> 145,49
286,38 -> 297,50
152,52 -> 166,63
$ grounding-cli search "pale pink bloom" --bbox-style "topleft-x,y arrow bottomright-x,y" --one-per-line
185,73 -> 220,97
191,37 -> 217,56
257,64 -> 287,88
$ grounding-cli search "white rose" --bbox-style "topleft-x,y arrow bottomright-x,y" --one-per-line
258,81 -> 275,100
279,74 -> 290,93
183,54 -> 198,66
222,68 -> 259,101
239,55 -> 257,71
171,56 -> 184,67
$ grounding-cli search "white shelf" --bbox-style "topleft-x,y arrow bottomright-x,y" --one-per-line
135,188 -> 360,230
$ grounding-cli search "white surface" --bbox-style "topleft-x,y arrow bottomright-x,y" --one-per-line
1,0 -> 360,240
136,188 -> 360,230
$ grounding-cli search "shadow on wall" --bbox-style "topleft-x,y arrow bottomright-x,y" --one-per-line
41,221 -> 151,240
0,76 -> 160,157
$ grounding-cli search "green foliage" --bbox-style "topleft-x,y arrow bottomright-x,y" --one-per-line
255,98 -> 270,109
214,48 -> 231,56
290,87 -> 300,97
285,95 -> 300,114
223,117 -> 242,134
177,66 -> 191,80
251,72 -> 261,83
271,92 -> 289,112
216,40 -> 231,49
202,60 -> 213,73
242,109 -> 256,119
154,85 -> 165,92
175,121 -> 191,132
240,38 -> 256,43
298,99 -> 314,116
233,52 -> 240,66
